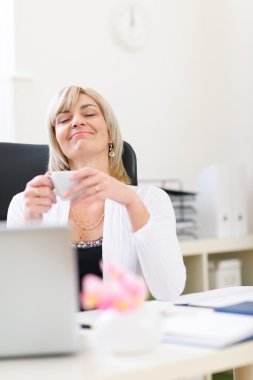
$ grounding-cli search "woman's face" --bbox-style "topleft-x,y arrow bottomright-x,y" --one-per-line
54,93 -> 110,166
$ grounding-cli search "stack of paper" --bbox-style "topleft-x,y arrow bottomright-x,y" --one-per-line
162,188 -> 198,240
164,310 -> 253,348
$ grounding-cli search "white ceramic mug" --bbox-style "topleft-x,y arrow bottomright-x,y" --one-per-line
51,171 -> 84,201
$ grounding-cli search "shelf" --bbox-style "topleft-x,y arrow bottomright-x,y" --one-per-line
179,235 -> 253,294
180,235 -> 253,256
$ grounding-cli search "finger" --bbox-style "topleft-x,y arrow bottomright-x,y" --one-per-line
33,186 -> 56,203
25,188 -> 55,206
26,204 -> 52,218
25,196 -> 54,211
78,173 -> 105,190
26,184 -> 56,203
27,174 -> 54,190
64,182 -> 100,201
30,204 -> 53,214
64,174 -> 103,199
25,203 -> 52,219
25,211 -> 43,221
70,167 -> 96,181
33,196 -> 55,207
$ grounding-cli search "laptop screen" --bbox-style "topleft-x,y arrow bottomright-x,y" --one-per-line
0,225 -> 79,357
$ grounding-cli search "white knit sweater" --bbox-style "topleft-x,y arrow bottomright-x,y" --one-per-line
7,185 -> 186,301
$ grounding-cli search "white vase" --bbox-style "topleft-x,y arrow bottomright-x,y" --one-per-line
95,306 -> 163,354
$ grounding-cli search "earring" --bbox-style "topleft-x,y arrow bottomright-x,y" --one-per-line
108,143 -> 115,157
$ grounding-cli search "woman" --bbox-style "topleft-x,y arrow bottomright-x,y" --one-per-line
7,85 -> 186,301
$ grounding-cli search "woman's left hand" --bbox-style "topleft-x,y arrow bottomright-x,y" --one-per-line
64,167 -> 134,207
64,167 -> 149,231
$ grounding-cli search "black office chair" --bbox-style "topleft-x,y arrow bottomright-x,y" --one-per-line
0,141 -> 137,221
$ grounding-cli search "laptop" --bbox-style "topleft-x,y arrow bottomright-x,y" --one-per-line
0,225 -> 79,358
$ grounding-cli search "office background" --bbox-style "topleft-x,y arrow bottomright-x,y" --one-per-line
1,0 -> 253,229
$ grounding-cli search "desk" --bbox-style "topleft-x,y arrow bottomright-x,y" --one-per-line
0,324 -> 253,380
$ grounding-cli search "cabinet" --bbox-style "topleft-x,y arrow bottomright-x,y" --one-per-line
179,235 -> 253,294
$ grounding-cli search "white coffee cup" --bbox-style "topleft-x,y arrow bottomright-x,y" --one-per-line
51,171 -> 83,201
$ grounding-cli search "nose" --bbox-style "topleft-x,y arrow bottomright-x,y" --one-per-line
71,113 -> 86,127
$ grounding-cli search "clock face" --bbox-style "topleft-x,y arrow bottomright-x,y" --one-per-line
112,2 -> 150,50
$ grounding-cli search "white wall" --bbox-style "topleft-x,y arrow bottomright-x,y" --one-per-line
1,0 -> 253,227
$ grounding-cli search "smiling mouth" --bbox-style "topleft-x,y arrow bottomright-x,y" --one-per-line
70,131 -> 94,139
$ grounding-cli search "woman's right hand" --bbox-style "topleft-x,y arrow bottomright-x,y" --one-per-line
24,174 -> 56,221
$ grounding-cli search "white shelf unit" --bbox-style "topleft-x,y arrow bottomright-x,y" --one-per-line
179,235 -> 253,294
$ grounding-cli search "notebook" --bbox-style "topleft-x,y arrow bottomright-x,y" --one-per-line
174,286 -> 253,308
215,301 -> 253,316
0,225 -> 79,358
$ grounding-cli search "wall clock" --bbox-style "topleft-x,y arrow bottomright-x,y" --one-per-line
111,1 -> 150,50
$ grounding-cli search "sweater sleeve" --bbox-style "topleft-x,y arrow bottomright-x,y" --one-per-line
7,192 -> 26,227
133,186 -> 186,301
7,193 -> 69,227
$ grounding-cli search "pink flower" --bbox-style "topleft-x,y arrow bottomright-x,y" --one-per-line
81,262 -> 148,312
81,274 -> 103,310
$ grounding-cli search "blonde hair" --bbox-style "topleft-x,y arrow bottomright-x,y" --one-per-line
47,85 -> 130,184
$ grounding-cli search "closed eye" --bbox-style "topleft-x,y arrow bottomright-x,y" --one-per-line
55,114 -> 71,125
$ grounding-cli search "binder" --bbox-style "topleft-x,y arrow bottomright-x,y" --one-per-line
195,164 -> 248,238
231,165 -> 248,236
195,165 -> 231,237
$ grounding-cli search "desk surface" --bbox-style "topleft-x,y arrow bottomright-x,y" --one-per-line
1,313 -> 253,380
